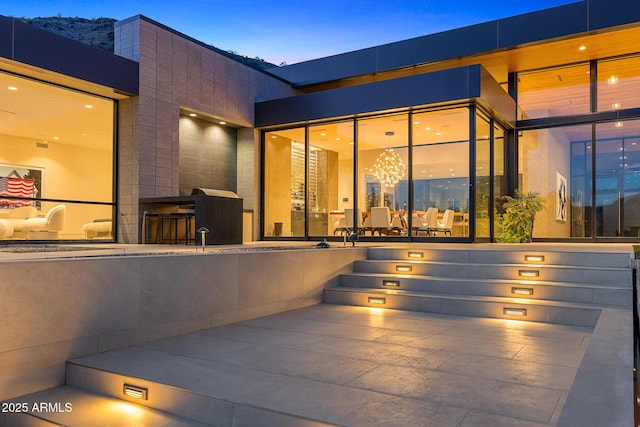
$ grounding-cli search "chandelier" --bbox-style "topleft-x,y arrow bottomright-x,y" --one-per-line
373,147 -> 406,188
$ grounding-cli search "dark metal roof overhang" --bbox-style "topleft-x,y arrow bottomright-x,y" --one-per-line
255,64 -> 515,128
0,15 -> 138,97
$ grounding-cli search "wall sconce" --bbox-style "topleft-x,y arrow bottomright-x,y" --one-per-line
407,251 -> 424,259
511,287 -> 534,296
123,384 -> 148,400
396,265 -> 413,272
382,280 -> 400,287
518,269 -> 540,278
503,308 -> 527,316
368,297 -> 386,305
524,255 -> 545,263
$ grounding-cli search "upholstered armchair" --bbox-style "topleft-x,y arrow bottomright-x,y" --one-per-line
23,204 -> 66,239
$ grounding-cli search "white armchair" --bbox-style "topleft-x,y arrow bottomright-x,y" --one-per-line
23,204 -> 66,239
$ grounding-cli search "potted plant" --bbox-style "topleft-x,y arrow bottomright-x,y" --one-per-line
496,191 -> 544,243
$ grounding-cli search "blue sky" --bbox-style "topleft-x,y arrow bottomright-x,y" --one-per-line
4,0 -> 578,65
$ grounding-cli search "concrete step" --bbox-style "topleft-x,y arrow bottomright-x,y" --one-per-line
0,385 -> 210,427
352,259 -> 633,285
339,272 -> 632,306
63,354 -> 337,427
366,246 -> 634,268
323,286 -> 603,327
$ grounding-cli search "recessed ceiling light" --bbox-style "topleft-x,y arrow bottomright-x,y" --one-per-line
219,121 -> 226,125
607,76 -> 619,85
8,86 -> 17,91
189,113 -> 197,117
578,45 -> 587,51
53,136 -> 59,140
84,104 -> 94,109
612,103 -> 622,110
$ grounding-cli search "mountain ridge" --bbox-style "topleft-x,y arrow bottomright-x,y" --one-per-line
13,16 -> 278,72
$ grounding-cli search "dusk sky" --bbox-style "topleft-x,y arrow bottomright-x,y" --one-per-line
4,0 -> 577,65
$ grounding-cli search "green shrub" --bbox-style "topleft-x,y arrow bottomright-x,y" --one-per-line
496,191 -> 544,243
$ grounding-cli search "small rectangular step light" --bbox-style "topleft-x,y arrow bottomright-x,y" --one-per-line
407,251 -> 424,258
396,265 -> 413,272
368,297 -> 386,305
503,308 -> 527,316
382,279 -> 400,287
511,287 -> 534,296
524,255 -> 545,262
518,269 -> 539,278
123,384 -> 148,400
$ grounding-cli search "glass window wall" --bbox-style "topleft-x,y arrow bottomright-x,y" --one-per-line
517,64 -> 591,120
0,71 -> 115,241
263,105 -> 503,241
475,113 -> 491,238
412,108 -> 470,238
264,127 -> 306,237
307,121 -> 354,236
597,55 -> 640,112
519,125 -> 592,239
595,120 -> 640,237
357,114 -> 409,237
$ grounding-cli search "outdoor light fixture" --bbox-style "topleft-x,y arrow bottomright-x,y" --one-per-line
511,287 -> 534,296
408,251 -> 424,258
518,269 -> 540,278
382,280 -> 400,288
395,265 -> 413,272
123,384 -> 148,400
368,297 -> 386,305
503,308 -> 527,316
524,255 -> 545,263
197,226 -> 210,253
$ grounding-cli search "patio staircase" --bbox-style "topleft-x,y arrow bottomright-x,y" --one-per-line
324,244 -> 636,327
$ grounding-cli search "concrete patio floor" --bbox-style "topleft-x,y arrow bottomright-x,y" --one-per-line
64,303 -> 594,426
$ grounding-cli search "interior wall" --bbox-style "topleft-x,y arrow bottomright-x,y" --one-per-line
520,129 -> 572,238
178,116 -> 237,195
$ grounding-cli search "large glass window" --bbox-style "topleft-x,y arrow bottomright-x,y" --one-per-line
0,71 -> 115,240
475,113 -> 491,238
519,125 -> 592,238
307,121 -> 354,236
598,55 -> 640,112
595,120 -> 640,237
264,127 -> 306,237
412,108 -> 470,238
493,124 -> 506,238
357,114 -> 409,237
263,105 -> 505,241
517,64 -> 591,119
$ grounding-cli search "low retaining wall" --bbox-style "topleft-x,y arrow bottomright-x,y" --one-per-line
0,247 -> 367,400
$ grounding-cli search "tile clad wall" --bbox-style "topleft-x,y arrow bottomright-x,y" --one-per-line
114,17 -> 295,243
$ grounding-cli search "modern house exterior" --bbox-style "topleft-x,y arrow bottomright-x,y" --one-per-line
1,0 -> 640,244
